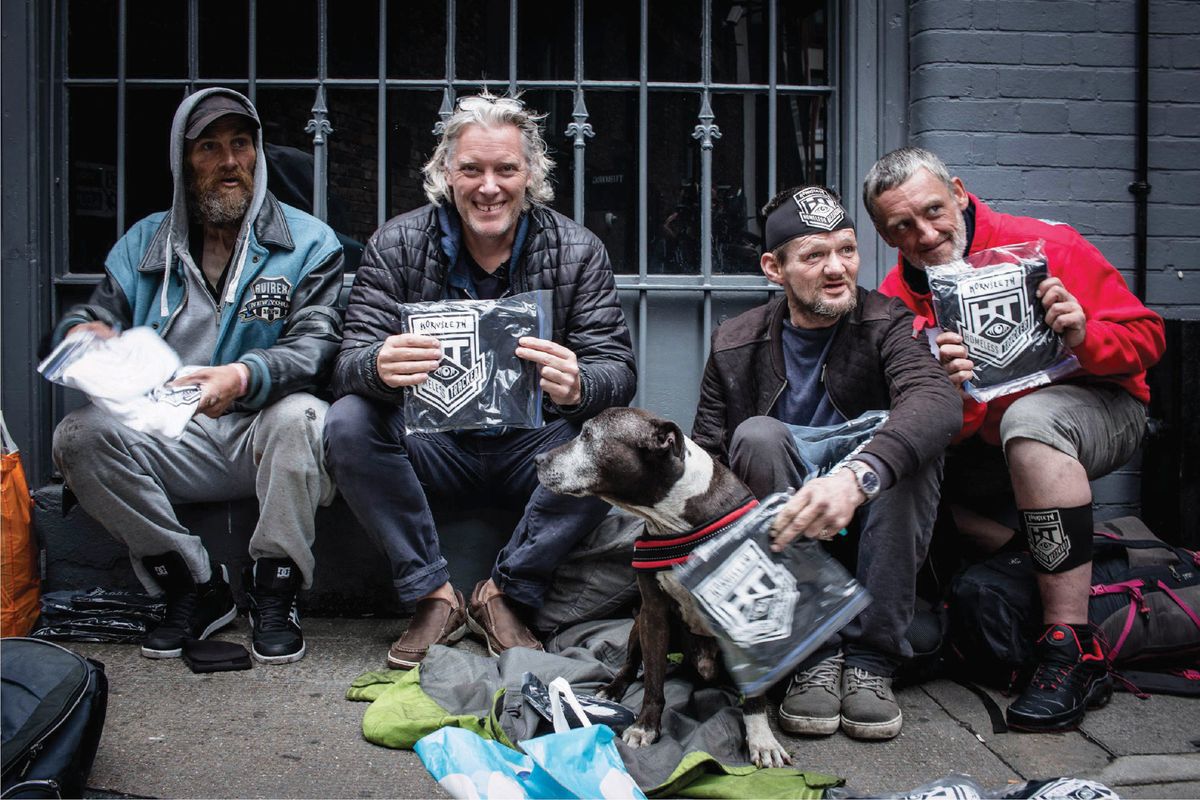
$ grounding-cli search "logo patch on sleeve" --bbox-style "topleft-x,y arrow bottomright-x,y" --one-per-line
408,309 -> 489,417
239,275 -> 293,323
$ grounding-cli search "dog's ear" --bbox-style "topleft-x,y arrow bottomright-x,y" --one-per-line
649,419 -> 685,460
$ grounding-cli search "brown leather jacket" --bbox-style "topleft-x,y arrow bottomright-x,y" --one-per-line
691,289 -> 959,489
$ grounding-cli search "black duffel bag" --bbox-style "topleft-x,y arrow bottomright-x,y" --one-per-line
1,638 -> 108,798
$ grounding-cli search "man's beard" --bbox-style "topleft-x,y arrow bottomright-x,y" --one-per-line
189,168 -> 253,227
916,217 -> 968,269
807,292 -> 858,319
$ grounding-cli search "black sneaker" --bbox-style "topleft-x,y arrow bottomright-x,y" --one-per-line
141,552 -> 237,659
1006,624 -> 1112,732
249,558 -> 305,665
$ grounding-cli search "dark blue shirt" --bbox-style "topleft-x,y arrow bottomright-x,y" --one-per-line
771,318 -> 846,428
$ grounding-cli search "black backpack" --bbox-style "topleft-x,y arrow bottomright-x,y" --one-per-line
948,517 -> 1200,694
1,638 -> 109,799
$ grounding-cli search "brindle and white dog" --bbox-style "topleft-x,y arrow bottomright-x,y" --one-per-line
536,406 -> 791,768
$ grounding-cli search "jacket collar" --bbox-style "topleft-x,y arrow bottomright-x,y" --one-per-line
436,204 -> 532,271
136,191 -> 293,273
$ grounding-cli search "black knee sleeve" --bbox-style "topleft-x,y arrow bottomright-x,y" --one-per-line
1021,504 -> 1093,574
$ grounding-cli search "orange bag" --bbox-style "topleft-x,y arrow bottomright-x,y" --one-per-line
2,414 -> 40,636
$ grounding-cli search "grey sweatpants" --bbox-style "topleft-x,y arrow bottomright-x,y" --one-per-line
52,393 -> 335,593
728,415 -> 943,676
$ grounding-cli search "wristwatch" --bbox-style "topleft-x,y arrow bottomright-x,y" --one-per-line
841,460 -> 881,502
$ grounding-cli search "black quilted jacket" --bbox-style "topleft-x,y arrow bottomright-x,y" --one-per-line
691,289 -> 959,489
331,203 -> 636,422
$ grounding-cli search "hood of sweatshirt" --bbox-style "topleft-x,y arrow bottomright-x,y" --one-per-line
161,87 -> 268,311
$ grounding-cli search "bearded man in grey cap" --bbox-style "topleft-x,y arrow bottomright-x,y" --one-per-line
691,185 -> 959,741
51,87 -> 343,665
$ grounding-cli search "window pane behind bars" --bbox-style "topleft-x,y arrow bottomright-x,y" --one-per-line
127,0 -> 186,78
67,88 -> 117,273
198,0 -> 250,78
60,1 -> 830,278
386,3 -> 446,79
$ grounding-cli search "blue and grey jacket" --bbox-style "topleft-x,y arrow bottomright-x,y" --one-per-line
53,87 -> 344,409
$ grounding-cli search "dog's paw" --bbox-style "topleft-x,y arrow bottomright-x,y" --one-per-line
745,712 -> 791,768
621,724 -> 660,748
596,683 -> 623,702
749,739 -> 792,769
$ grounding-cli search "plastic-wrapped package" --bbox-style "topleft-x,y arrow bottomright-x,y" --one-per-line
927,240 -> 1079,403
827,773 -> 1119,800
674,493 -> 871,697
785,410 -> 889,484
37,328 -> 202,439
400,291 -> 550,434
30,588 -> 165,643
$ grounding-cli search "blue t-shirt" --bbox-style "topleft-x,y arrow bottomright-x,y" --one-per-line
770,319 -> 846,428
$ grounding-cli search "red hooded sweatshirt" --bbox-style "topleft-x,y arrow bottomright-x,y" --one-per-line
879,194 -> 1165,445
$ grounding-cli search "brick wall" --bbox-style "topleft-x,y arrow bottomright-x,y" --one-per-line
907,0 -> 1200,517
908,0 -> 1199,321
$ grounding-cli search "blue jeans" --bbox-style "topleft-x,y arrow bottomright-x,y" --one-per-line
324,395 -> 611,609
728,416 -> 943,677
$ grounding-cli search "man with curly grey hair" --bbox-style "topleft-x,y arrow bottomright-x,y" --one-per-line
325,93 -> 636,669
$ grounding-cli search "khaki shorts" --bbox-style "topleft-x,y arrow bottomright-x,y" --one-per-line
943,383 -> 1147,520
998,383 -> 1147,480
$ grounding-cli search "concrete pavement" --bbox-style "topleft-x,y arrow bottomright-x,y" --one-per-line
69,616 -> 1200,799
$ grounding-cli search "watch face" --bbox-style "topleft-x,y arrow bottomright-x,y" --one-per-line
860,470 -> 881,495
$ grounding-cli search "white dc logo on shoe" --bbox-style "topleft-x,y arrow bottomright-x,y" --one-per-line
154,566 -> 169,576
276,566 -> 292,578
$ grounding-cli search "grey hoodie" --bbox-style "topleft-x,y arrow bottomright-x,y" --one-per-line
162,88 -> 270,366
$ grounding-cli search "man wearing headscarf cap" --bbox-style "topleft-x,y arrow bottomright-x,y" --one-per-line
692,186 -> 959,741
49,87 -> 344,666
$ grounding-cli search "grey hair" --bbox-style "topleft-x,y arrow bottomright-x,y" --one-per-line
862,147 -> 956,224
421,91 -> 555,208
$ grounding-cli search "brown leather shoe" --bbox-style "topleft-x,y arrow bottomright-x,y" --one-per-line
467,579 -> 544,657
387,588 -> 468,670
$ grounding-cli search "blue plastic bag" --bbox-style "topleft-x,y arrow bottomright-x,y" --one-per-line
415,727 -> 566,799
416,677 -> 646,800
522,724 -> 645,800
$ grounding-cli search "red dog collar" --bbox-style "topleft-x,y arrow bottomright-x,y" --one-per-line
632,497 -> 759,571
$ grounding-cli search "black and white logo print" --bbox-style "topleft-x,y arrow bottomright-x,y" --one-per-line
276,566 -> 292,579
1026,509 -> 1071,571
409,308 -> 489,417
791,187 -> 845,231
1024,778 -> 1117,800
152,383 -> 202,408
693,539 -> 797,646
956,264 -> 1036,369
239,275 -> 293,323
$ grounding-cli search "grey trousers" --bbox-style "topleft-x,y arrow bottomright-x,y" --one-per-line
729,415 -> 943,676
52,393 -> 335,593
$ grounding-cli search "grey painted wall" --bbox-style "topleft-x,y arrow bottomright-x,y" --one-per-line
907,0 -> 1200,320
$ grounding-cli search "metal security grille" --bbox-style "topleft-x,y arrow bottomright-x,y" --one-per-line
55,0 -> 835,424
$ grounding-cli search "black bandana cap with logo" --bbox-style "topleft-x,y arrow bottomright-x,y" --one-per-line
764,186 -> 855,253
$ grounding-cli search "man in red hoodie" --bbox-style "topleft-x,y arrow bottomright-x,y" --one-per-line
864,147 -> 1165,732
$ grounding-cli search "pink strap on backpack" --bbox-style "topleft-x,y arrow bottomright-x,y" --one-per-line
1091,579 -> 1147,661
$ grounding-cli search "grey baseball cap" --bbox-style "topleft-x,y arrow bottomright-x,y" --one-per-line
185,95 -> 259,140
